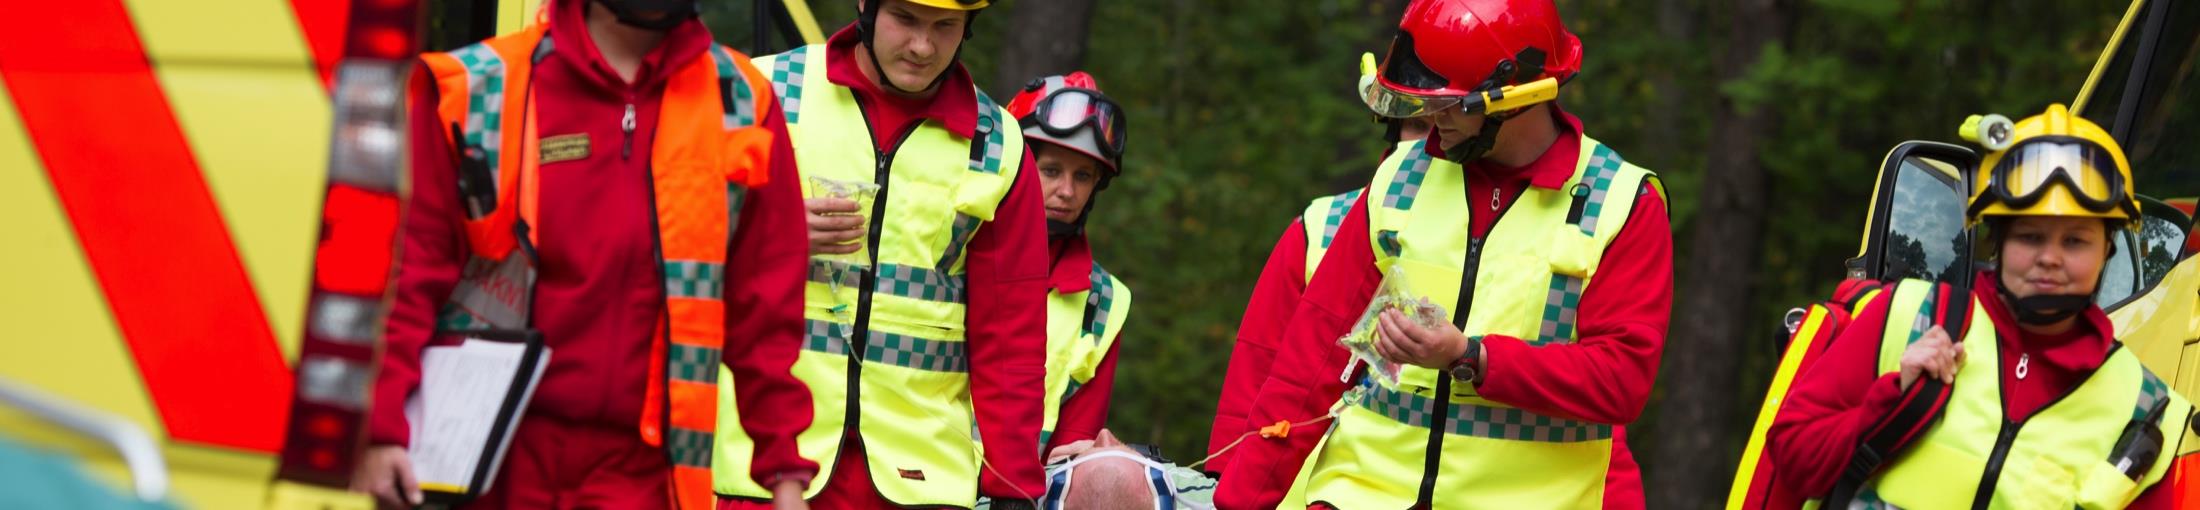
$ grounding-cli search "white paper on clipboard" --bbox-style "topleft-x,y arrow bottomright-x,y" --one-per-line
405,338 -> 550,496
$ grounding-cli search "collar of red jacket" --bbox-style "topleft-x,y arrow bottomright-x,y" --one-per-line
547,0 -> 713,95
1424,104 -> 1586,191
1047,235 -> 1096,294
1972,270 -> 2115,352
824,24 -> 980,139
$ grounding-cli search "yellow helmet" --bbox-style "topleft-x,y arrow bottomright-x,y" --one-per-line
1959,103 -> 2139,226
901,0 -> 990,10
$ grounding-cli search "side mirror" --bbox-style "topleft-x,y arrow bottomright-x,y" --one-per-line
2103,196 -> 2194,310
1857,141 -> 1979,285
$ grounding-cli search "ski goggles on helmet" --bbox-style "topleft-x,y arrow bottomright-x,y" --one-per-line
1023,88 -> 1128,162
1971,135 -> 2133,218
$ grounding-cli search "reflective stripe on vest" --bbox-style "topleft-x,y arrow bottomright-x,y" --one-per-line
421,25 -> 775,510
1303,136 -> 1653,510
712,44 -> 1022,507
1300,188 -> 1365,284
1040,262 -> 1133,449
1813,279 -> 2192,510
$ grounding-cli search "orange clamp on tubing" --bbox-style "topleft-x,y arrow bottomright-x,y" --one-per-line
1261,420 -> 1295,439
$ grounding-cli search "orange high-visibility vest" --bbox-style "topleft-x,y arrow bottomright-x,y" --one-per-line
420,21 -> 776,510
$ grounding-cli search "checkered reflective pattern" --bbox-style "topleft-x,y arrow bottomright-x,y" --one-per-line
1318,189 -> 1362,249
937,213 -> 981,272
1357,384 -> 1612,442
1380,141 -> 1434,210
2136,369 -> 2170,422
448,42 -> 507,194
1083,265 -> 1118,337
667,342 -> 720,384
663,260 -> 725,300
807,260 -> 966,303
710,46 -> 757,128
971,91 -> 1007,175
1535,145 -> 1634,345
1574,145 -> 1626,234
802,319 -> 968,373
804,319 -> 852,355
666,427 -> 715,468
864,331 -> 969,373
1535,275 -> 1585,345
1903,287 -> 1940,347
764,47 -> 808,124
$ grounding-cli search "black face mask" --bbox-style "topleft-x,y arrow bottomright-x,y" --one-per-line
1994,276 -> 2092,325
594,0 -> 697,31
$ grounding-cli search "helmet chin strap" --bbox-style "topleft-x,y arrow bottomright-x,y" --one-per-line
1438,112 -> 1508,164
1993,274 -> 2095,326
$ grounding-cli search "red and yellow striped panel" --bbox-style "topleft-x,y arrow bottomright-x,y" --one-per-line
0,0 -> 351,507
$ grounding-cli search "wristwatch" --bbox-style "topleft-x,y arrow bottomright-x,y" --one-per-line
1447,335 -> 1484,386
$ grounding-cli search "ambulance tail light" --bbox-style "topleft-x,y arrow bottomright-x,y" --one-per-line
274,0 -> 419,490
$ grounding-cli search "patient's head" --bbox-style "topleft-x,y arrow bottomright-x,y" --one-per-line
1051,430 -> 1157,509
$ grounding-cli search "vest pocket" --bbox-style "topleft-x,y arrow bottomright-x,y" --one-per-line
2002,456 -> 2079,510
1547,232 -> 1600,280
2076,460 -> 2143,509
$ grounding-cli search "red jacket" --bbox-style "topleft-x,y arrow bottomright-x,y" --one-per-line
1767,271 -> 2176,508
1045,235 -> 1119,450
373,0 -> 817,485
1214,108 -> 1673,508
1207,219 -> 1310,474
817,25 -> 1054,499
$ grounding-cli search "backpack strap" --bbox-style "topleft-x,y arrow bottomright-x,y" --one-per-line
1826,279 -> 1968,506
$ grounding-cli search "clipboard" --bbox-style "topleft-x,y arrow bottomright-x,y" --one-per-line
410,328 -> 548,506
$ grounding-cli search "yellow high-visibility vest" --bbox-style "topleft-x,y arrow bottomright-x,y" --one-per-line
1039,262 -> 1132,447
1302,136 -> 1656,509
1812,279 -> 2192,509
712,44 -> 1023,507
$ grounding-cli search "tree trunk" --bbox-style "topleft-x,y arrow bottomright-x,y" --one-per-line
1641,0 -> 1696,165
990,0 -> 1101,97
1645,0 -> 1787,507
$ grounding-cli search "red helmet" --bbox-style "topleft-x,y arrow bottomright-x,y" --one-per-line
1364,0 -> 1582,118
1007,71 -> 1127,173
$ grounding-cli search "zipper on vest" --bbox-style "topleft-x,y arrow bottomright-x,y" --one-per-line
621,102 -> 637,160
841,94 -> 923,456
1415,176 -> 1519,506
1970,418 -> 2019,509
1964,344 -> 2113,508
